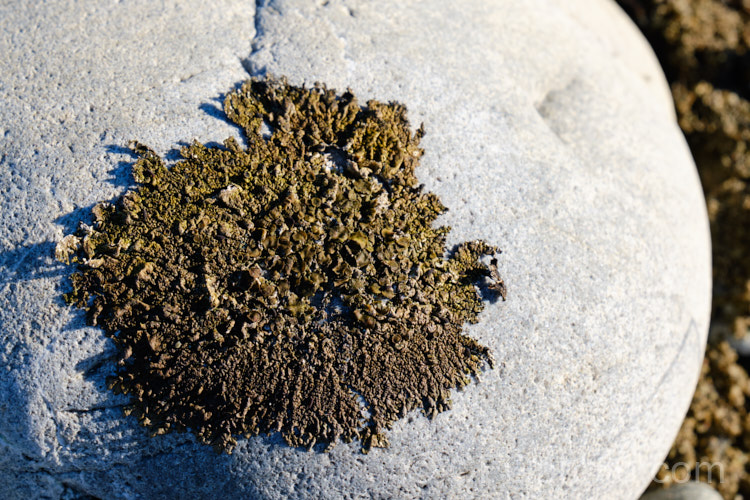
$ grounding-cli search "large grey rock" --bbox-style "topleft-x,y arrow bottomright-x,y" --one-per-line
0,0 -> 711,498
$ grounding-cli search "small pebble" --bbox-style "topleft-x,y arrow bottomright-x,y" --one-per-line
640,482 -> 724,500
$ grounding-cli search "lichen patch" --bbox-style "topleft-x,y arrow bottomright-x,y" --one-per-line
58,76 -> 503,453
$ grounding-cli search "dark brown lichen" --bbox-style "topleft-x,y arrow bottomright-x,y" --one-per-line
57,76 -> 502,453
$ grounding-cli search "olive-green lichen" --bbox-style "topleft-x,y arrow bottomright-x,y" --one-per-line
57,76 -> 503,453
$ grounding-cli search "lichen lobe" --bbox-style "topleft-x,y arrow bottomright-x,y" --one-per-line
59,76 -> 502,453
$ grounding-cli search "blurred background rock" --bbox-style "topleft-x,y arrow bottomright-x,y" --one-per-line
616,1 -> 750,498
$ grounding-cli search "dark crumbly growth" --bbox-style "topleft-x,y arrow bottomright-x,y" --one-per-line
653,342 -> 750,498
617,1 -> 750,498
56,77 -> 499,453
618,1 -> 750,340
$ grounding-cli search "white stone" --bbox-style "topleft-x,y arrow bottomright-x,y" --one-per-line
0,0 -> 711,498
641,483 -> 724,500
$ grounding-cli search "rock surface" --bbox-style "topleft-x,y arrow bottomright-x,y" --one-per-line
0,0 -> 711,499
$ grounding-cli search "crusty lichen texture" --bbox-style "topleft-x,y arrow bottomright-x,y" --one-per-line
57,77 -> 501,453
